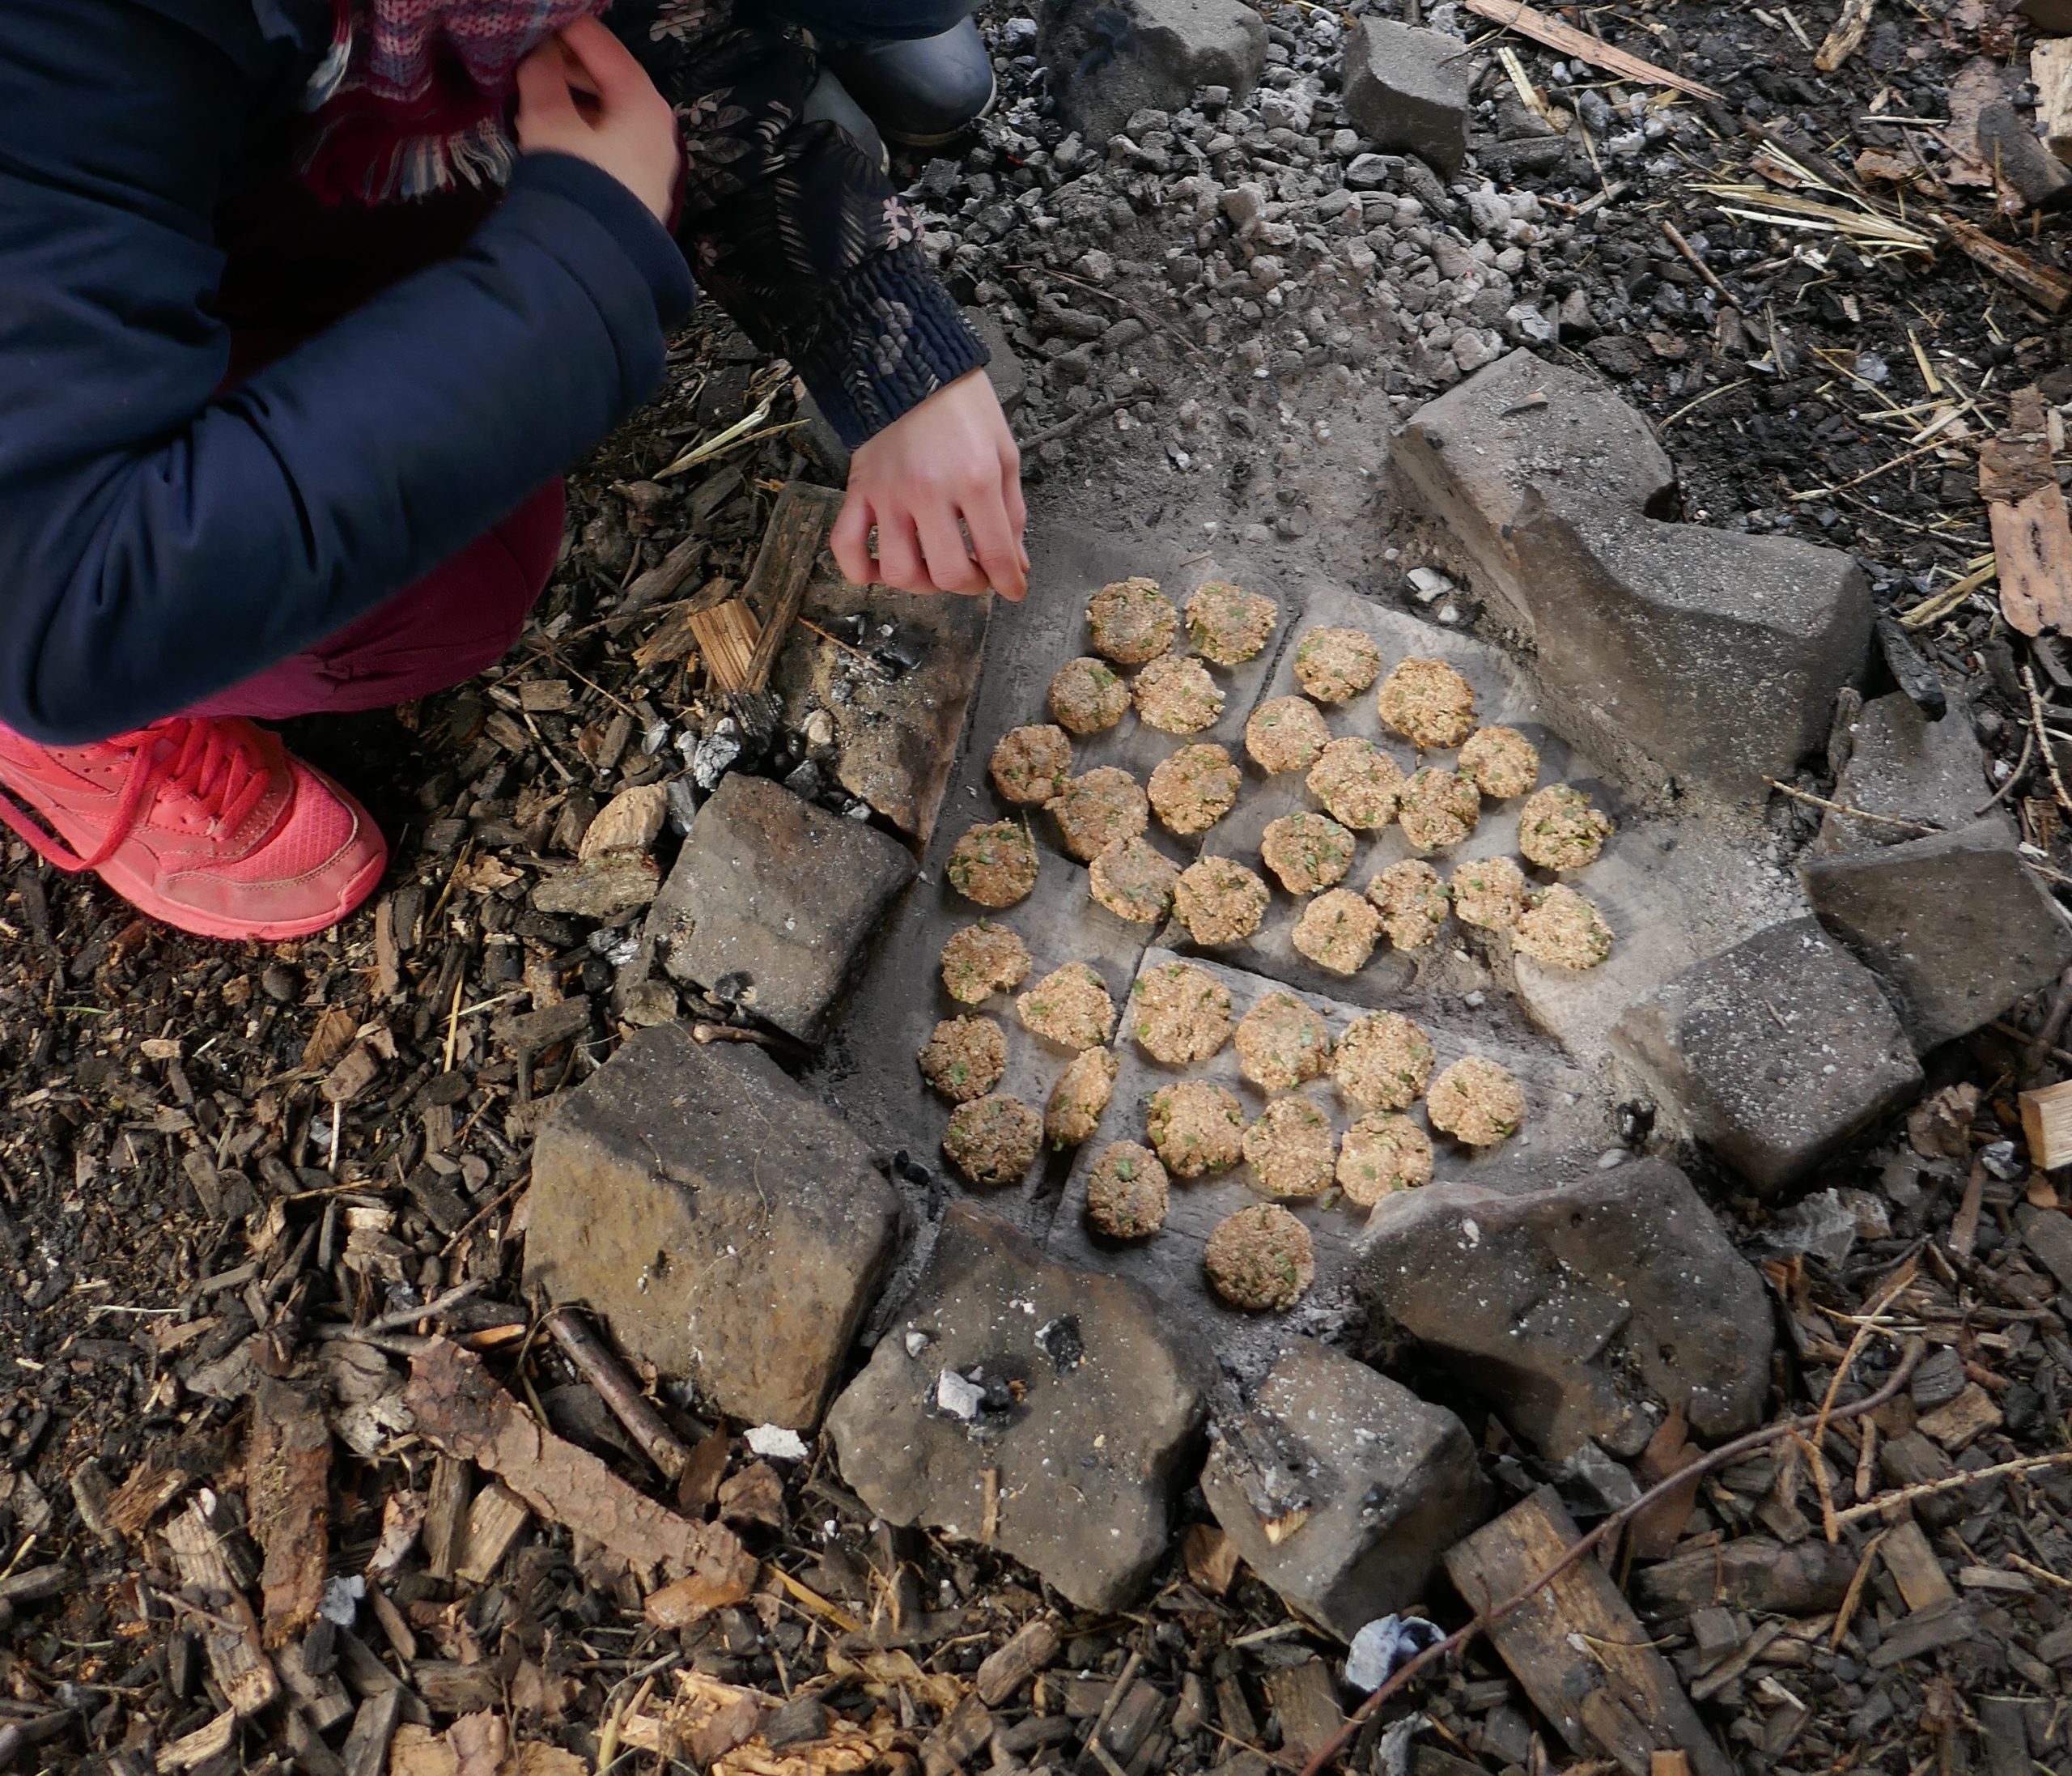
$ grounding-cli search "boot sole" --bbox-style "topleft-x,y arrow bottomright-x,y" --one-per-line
881,71 -> 999,148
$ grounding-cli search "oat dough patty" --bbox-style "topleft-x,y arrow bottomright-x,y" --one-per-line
1366,859 -> 1449,950
1048,766 -> 1149,862
1260,811 -> 1356,894
1518,784 -> 1615,872
1235,990 -> 1331,1092
1335,1112 -> 1434,1205
1427,1056 -> 1526,1146
1089,836 -> 1181,924
1398,767 -> 1480,852
1016,962 -> 1117,1050
1149,743 -> 1241,835
1046,1047 -> 1119,1148
1293,627 -> 1384,703
1246,695 -> 1331,775
1130,961 -> 1233,1064
989,723 -> 1072,805
1085,1141 -> 1170,1239
1048,656 -> 1129,734
941,1093 -> 1042,1186
1132,655 -> 1225,735
1292,888 -> 1381,975
1308,737 -> 1407,830
1450,856 -> 1527,931
940,922 -> 1031,1005
1185,580 -> 1279,665
1146,1079 -> 1246,1176
918,1015 -> 1007,1103
1332,1010 -> 1435,1112
1514,884 -> 1614,969
1173,856 -> 1271,946
1086,576 -> 1178,665
1456,725 -> 1540,800
1376,657 -> 1478,750
1242,1096 -> 1336,1200
1205,1205 -> 1314,1311
948,821 -> 1039,907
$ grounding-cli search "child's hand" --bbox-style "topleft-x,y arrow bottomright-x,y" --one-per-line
514,18 -> 679,224
833,371 -> 1029,601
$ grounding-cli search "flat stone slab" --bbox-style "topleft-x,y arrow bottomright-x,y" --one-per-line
1611,917 -> 1922,1192
649,772 -> 916,1043
1811,686 -> 1990,860
527,1025 -> 904,1429
1201,1337 -> 1488,1638
1350,1158 -> 1774,1459
1341,19 -> 1474,174
826,1202 -> 1208,1611
1802,818 -> 2072,1052
1038,0 -> 1269,142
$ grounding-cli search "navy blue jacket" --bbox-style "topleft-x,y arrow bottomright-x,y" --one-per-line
0,0 -> 984,743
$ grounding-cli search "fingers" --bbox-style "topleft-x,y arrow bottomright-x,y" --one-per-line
1001,446 -> 1029,572
962,486 -> 1026,601
513,40 -> 583,136
915,505 -> 988,597
873,511 -> 930,593
555,15 -> 654,104
831,489 -> 880,585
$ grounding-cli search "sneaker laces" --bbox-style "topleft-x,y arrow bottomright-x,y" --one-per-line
0,717 -> 272,873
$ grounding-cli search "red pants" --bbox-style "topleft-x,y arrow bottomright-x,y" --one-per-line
188,177 -> 563,722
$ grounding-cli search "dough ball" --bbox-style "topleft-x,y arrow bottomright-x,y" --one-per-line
918,1015 -> 1007,1104
990,724 -> 1072,805
1235,990 -> 1332,1093
1518,784 -> 1615,872
1132,655 -> 1226,735
1398,767 -> 1480,852
1427,1056 -> 1526,1146
1242,1096 -> 1336,1200
1089,836 -> 1181,924
1336,1112 -> 1435,1206
1016,962 -> 1117,1051
1366,859 -> 1450,950
1184,580 -> 1279,666
1146,1080 -> 1246,1177
1514,884 -> 1614,970
1149,743 -> 1241,835
1046,1047 -> 1119,1149
1085,1141 -> 1170,1239
941,1094 -> 1042,1186
1086,576 -> 1178,665
940,922 -> 1031,1005
1450,856 -> 1528,931
1048,656 -> 1129,735
948,821 -> 1039,907
1376,657 -> 1479,750
1130,960 -> 1233,1064
1204,1205 -> 1315,1311
1246,695 -> 1331,775
1260,811 -> 1357,895
1293,627 -> 1384,703
1457,725 -> 1540,801
1332,1010 -> 1436,1113
1047,766 -> 1149,862
1308,737 -> 1407,830
1292,888 -> 1382,975
1174,856 -> 1271,946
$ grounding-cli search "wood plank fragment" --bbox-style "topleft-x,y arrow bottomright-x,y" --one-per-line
163,1501 -> 281,1719
249,1378 -> 332,1650
1462,0 -> 1722,99
1944,216 -> 2072,314
405,1337 -> 754,1581
423,1455 -> 471,1583
2039,40 -> 2072,166
1879,1519 -> 1957,1612
1981,388 -> 2072,635
342,1689 -> 404,1776
2022,1078 -> 2072,1170
686,600 -> 763,692
975,1617 -> 1062,1706
1815,0 -> 1874,72
454,1481 -> 529,1587
1445,1486 -> 1730,1776
741,482 -> 847,693
155,1710 -> 236,1774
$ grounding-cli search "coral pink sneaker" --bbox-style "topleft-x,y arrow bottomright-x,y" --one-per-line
0,716 -> 386,942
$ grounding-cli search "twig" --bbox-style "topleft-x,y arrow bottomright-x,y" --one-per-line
795,617 -> 891,674
1662,221 -> 1734,304
1021,393 -> 1144,451
1662,379 -> 1749,427
1832,1447 -> 2072,1526
1811,1260 -> 1918,1539
546,1307 -> 691,1483
1293,1340 -> 1926,1776
315,1278 -> 490,1341
1977,721 -> 2036,814
1900,556 -> 1996,629
2024,667 -> 2072,817
1762,776 -> 1942,833
1788,434 -> 1958,502
690,1022 -> 794,1052
1006,263 -> 1209,363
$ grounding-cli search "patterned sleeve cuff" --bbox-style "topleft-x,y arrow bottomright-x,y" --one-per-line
790,244 -> 991,449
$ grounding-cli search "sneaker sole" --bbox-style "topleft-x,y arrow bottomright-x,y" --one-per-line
95,841 -> 389,943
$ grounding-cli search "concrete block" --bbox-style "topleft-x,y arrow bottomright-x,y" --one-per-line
1038,0 -> 1269,143
1811,688 -> 1990,860
1341,20 -> 1474,175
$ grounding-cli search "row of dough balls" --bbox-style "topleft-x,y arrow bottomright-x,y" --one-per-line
1050,576 -> 1281,739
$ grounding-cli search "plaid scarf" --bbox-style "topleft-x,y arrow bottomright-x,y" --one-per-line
299,0 -> 609,202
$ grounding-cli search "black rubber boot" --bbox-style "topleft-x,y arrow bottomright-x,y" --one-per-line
819,17 -> 996,149
804,65 -> 890,172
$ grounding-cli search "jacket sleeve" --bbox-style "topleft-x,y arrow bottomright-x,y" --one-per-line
614,0 -> 989,448
0,0 -> 693,746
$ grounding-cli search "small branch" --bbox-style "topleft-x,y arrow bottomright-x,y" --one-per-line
2024,666 -> 2072,817
545,1307 -> 691,1483
1007,263 -> 1210,363
1661,220 -> 1734,305
1763,777 -> 1942,834
1832,1447 -> 2072,1527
